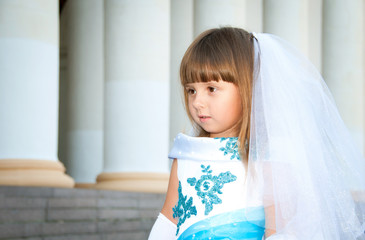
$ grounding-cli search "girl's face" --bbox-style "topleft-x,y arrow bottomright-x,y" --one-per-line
185,80 -> 242,138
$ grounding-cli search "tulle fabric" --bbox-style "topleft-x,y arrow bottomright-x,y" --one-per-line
245,33 -> 365,239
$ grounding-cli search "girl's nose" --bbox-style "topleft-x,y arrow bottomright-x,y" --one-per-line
192,93 -> 206,109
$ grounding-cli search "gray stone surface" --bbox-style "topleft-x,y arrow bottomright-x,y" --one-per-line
47,209 -> 98,221
24,223 -> 43,237
0,209 -> 45,222
0,223 -> 25,238
53,188 -> 99,198
102,232 -> 148,240
98,220 -> 143,232
97,190 -> 140,199
42,221 -> 98,235
0,186 -> 164,240
97,197 -> 138,208
44,235 -> 101,240
138,194 -> 164,209
48,198 -> 97,208
11,238 -> 42,240
139,209 -> 159,219
98,209 -> 140,220
0,197 -> 47,209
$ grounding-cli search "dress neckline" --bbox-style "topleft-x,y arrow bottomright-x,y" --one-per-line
169,133 -> 241,162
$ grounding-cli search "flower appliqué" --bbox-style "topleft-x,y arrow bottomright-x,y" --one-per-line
172,181 -> 197,235
187,165 -> 237,215
215,137 -> 241,160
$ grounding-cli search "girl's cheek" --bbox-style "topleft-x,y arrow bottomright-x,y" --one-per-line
188,103 -> 194,116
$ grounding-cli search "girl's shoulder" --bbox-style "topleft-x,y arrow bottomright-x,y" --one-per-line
168,133 -> 241,162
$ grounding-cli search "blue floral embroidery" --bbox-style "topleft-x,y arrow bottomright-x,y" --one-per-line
215,137 -> 241,160
172,181 -> 197,235
187,165 -> 237,215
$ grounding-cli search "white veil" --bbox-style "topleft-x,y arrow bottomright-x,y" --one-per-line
245,33 -> 365,239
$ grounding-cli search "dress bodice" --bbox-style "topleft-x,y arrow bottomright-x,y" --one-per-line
169,133 -> 265,240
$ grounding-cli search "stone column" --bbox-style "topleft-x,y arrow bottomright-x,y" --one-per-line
0,0 -> 74,187
59,0 -> 104,188
194,0 -> 248,36
96,0 -> 170,193
263,0 -> 322,70
322,0 -> 364,153
169,0 -> 194,147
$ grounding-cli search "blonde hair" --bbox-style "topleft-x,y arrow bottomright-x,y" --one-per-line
180,27 -> 255,166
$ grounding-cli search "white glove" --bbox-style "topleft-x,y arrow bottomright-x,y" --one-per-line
148,213 -> 177,240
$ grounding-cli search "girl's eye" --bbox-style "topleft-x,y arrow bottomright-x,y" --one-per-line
187,88 -> 196,95
208,87 -> 217,93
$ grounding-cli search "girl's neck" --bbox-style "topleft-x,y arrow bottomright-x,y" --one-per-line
208,129 -> 240,138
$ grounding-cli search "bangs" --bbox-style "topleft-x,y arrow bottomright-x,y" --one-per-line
180,32 -> 237,86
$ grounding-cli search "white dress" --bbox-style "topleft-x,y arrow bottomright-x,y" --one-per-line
168,133 -> 265,240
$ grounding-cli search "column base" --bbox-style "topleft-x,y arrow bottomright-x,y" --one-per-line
75,183 -> 96,189
0,159 -> 74,188
95,172 -> 169,193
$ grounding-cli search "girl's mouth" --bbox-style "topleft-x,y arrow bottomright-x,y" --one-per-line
198,115 -> 211,123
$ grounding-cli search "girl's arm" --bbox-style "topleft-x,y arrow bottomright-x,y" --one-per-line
148,159 -> 178,240
264,204 -> 298,240
161,159 -> 179,224
264,204 -> 276,238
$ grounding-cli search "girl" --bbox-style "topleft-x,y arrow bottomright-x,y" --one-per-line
149,27 -> 365,239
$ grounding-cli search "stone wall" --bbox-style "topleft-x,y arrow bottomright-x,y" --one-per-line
1,186 -> 364,240
0,186 -> 165,240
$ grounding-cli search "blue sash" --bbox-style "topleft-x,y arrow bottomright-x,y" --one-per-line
178,207 -> 265,240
